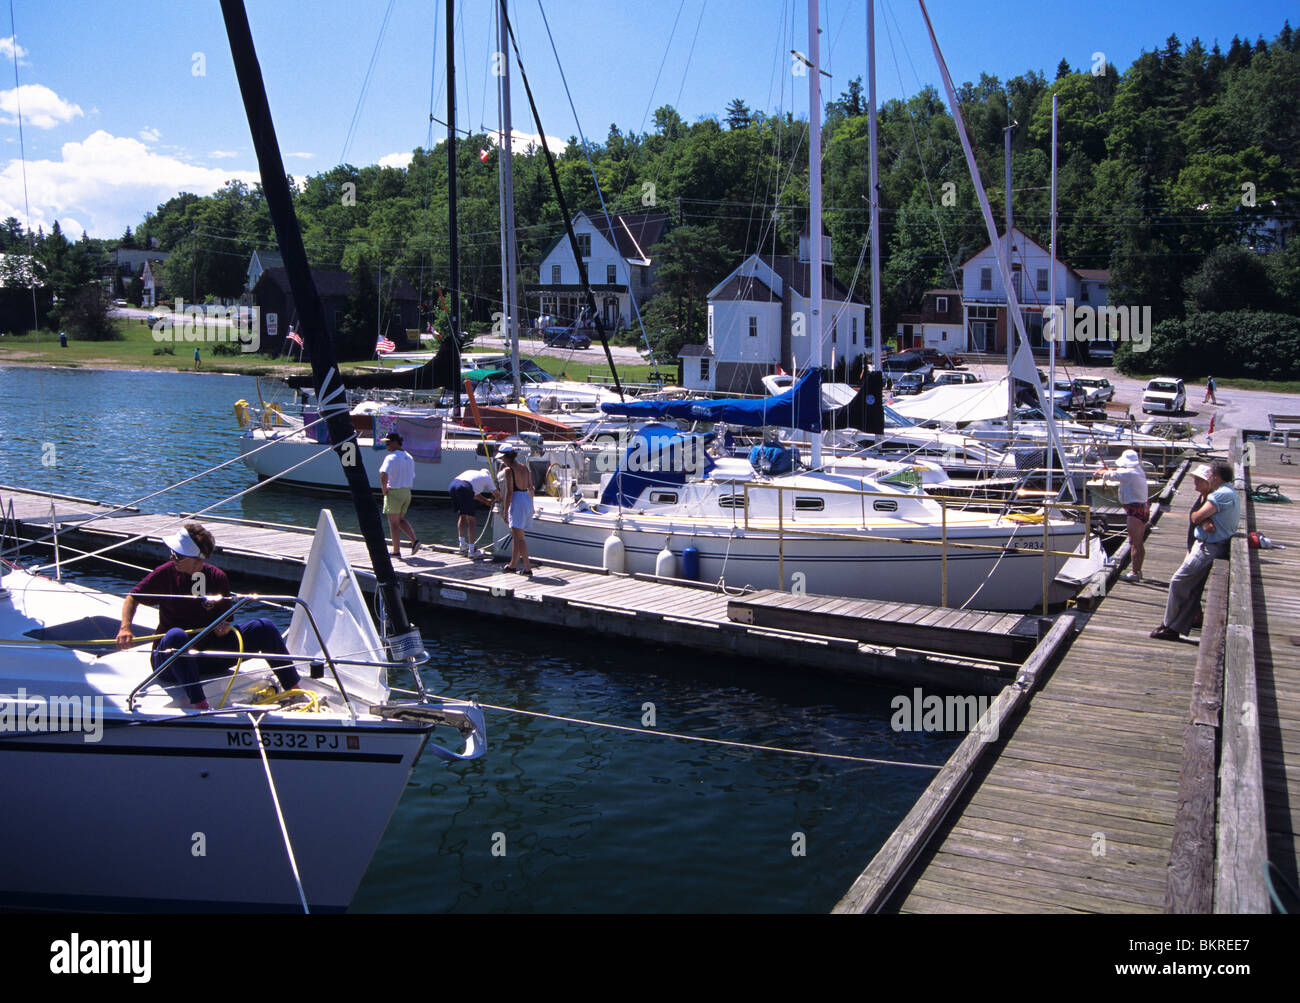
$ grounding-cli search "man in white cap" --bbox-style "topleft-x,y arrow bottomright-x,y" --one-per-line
1096,449 -> 1149,581
1151,462 -> 1239,641
115,522 -> 300,709
448,467 -> 499,557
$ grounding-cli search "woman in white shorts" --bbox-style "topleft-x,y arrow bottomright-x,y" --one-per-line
499,445 -> 534,576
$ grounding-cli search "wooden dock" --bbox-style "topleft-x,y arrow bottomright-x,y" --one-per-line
1,484 -> 1046,694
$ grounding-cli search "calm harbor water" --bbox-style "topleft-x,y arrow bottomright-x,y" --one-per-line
0,365 -> 959,912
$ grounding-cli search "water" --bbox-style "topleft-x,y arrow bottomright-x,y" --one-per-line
0,366 -> 958,912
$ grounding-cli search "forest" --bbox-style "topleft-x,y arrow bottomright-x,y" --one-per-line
2,22 -> 1297,376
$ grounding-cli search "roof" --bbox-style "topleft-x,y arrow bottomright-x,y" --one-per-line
960,229 -> 1110,283
254,266 -> 420,301
757,254 -> 864,304
539,211 -> 671,266
1074,269 -> 1110,281
677,344 -> 714,358
251,248 -> 285,270
710,273 -> 779,302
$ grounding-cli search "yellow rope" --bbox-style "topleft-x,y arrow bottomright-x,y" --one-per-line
217,627 -> 246,709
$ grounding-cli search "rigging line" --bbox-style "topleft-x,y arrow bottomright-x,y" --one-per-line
418,4 -> 442,320
534,0 -> 660,380
338,0 -> 398,167
615,0 -> 687,201
432,694 -> 944,770
247,711 -> 310,915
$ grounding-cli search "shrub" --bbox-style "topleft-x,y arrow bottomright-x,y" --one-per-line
1118,311 -> 1300,380
61,286 -> 122,341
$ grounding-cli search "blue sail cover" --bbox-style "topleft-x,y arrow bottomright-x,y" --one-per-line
600,369 -> 823,433
600,423 -> 716,508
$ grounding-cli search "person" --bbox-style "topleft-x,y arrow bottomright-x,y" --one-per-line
1184,465 -> 1212,629
1203,375 -> 1217,405
499,444 -> 534,576
193,347 -> 201,371
115,522 -> 300,710
1096,449 -> 1149,581
379,431 -> 420,558
448,467 -> 499,557
1150,462 -> 1239,641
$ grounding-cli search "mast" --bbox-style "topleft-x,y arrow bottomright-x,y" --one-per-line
446,0 -> 461,415
867,0 -> 882,372
1003,119 -> 1016,423
807,0 -> 824,468
498,3 -> 521,401
219,0 -> 418,650
1048,94 -> 1058,496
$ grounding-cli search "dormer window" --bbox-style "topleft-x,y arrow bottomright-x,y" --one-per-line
577,234 -> 591,258
980,267 -> 992,291
935,296 -> 948,314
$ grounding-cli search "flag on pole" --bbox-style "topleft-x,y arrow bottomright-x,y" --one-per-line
285,329 -> 304,349
376,335 -> 395,355
479,148 -> 491,162
1208,414 -> 1215,435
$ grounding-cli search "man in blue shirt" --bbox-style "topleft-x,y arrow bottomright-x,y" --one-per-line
1150,462 -> 1239,640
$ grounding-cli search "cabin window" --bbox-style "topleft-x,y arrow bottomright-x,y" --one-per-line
1037,268 -> 1048,292
551,264 -> 561,284
980,267 -> 992,291
607,264 -> 617,284
699,358 -> 710,381
577,234 -> 591,258
718,495 -> 745,509
873,499 -> 899,512
648,491 -> 678,504
935,296 -> 948,314
794,497 -> 824,512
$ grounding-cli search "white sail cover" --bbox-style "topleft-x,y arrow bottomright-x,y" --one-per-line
889,377 -> 1013,425
285,509 -> 389,704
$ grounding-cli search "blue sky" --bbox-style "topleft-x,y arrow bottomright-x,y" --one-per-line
2,0 -> 1294,238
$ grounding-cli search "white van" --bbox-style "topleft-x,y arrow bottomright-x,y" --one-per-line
1142,377 -> 1186,414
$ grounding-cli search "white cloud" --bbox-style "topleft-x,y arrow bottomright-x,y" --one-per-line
376,151 -> 412,170
0,129 -> 260,237
487,128 -> 567,155
0,36 -> 28,64
286,152 -> 313,159
138,126 -> 160,142
0,84 -> 84,130
209,149 -> 240,159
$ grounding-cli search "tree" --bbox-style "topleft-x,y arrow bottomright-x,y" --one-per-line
1183,245 -> 1281,313
337,257 -> 379,360
724,98 -> 752,130
1055,58 -> 1072,80
62,286 -> 120,341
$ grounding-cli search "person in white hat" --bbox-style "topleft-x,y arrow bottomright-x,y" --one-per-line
115,522 -> 300,710
1096,449 -> 1149,581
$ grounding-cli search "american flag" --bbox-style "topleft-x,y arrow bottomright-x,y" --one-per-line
376,335 -> 395,354
285,329 -> 304,348
479,148 -> 491,162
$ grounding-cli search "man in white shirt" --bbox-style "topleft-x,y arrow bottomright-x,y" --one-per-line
448,468 -> 500,557
379,432 -> 420,558
1096,448 -> 1149,581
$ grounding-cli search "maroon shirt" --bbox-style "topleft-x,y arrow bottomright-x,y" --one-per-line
130,562 -> 234,633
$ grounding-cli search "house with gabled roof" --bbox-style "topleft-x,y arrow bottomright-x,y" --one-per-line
141,258 -> 166,308
687,227 -> 866,394
528,210 -> 670,331
960,227 -> 1109,355
245,248 -> 285,291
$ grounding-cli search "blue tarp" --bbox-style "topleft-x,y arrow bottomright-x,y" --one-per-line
600,369 -> 823,433
599,423 -> 716,508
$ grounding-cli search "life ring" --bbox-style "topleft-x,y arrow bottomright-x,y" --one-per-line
262,401 -> 283,429
545,463 -> 563,497
234,399 -> 252,428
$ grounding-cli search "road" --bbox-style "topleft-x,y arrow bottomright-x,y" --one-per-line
472,333 -> 650,367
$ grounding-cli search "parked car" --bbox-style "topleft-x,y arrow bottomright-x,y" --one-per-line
914,348 -> 963,369
542,326 -> 591,349
1050,379 -> 1086,410
1075,377 -> 1114,404
882,353 -> 933,385
892,371 -> 931,395
932,370 -> 981,387
1142,377 -> 1186,415
1085,342 -> 1115,365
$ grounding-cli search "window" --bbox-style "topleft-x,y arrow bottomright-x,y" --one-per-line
648,491 -> 678,504
748,316 -> 757,338
1037,268 -> 1048,293
873,499 -> 899,512
980,267 -> 992,291
832,317 -> 838,343
936,296 -> 948,314
577,233 -> 591,258
551,264 -> 561,284
1011,264 -> 1021,296
852,317 -> 858,344
607,265 -> 617,284
718,494 -> 745,509
1080,282 -> 1090,302
794,497 -> 824,512
334,310 -> 343,329
699,358 -> 710,381
639,268 -> 648,289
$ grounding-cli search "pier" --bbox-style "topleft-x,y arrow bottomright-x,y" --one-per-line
835,432 -> 1289,914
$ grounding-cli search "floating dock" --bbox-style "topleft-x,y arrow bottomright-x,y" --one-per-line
835,432 -> 1289,914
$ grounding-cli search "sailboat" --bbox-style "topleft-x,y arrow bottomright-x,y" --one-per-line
0,1 -> 486,913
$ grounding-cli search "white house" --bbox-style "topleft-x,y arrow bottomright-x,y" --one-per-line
529,211 -> 669,331
141,259 -> 166,308
246,248 -> 285,292
685,228 -> 867,394
960,227 -> 1108,355
896,289 -> 963,352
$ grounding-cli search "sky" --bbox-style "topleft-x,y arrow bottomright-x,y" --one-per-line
2,0 -> 1294,239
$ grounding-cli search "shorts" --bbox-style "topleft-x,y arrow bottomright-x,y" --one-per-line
508,491 -> 534,530
449,480 -> 478,517
383,486 -> 412,516
1123,501 -> 1149,525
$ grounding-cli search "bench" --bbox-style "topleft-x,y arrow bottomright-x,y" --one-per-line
1103,400 -> 1131,421
1267,414 -> 1300,446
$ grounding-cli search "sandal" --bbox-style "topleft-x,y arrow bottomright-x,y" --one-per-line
1149,626 -> 1180,641
411,539 -> 422,555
